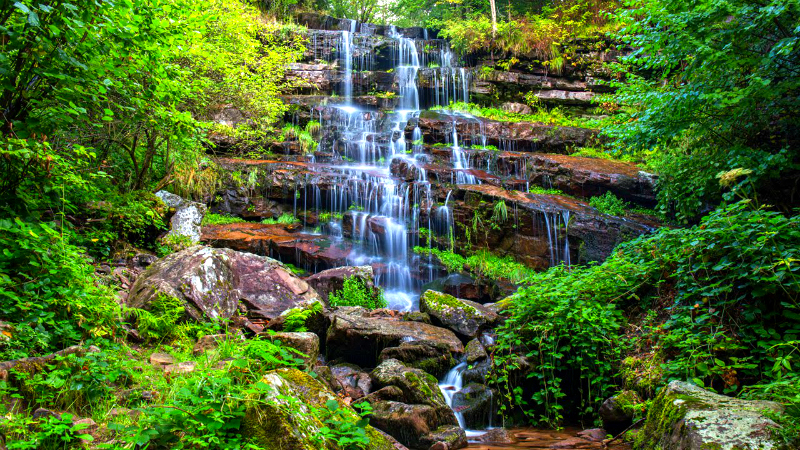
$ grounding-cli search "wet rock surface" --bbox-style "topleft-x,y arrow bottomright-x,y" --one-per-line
411,110 -> 601,154
156,190 -> 207,243
243,368 -> 400,450
465,428 -> 629,449
326,307 -> 464,368
306,265 -> 377,304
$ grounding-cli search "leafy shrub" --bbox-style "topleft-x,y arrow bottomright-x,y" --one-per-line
328,276 -> 387,310
414,247 -> 534,284
203,213 -> 246,225
432,102 -> 601,128
493,201 -> 800,426
589,191 -> 629,216
0,219 -> 119,359
262,213 -> 299,225
492,255 -> 653,425
315,399 -> 373,450
128,293 -> 186,342
282,302 -> 323,333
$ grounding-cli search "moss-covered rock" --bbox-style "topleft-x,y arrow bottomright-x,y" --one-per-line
419,290 -> 499,339
242,368 -> 398,450
326,306 -> 463,368
367,360 -> 458,449
379,342 -> 456,378
599,390 -> 641,435
634,380 -> 784,450
128,246 -> 322,322
465,339 -> 488,364
370,359 -> 450,410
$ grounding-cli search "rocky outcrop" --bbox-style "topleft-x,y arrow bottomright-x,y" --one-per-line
128,246 -> 321,322
296,12 -> 437,39
635,381 -> 784,450
156,191 -> 207,243
419,290 -> 500,339
368,359 -> 458,449
411,110 -> 601,154
379,342 -> 456,378
326,307 -> 464,368
201,222 -> 351,270
243,368 -> 402,450
434,185 -> 655,269
306,265 -> 377,304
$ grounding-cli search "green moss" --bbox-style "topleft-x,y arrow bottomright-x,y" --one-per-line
634,387 -> 709,449
422,290 -> 478,319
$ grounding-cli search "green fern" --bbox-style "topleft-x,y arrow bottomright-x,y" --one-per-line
283,302 -> 323,332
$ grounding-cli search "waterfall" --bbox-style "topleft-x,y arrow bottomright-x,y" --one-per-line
438,362 -> 494,438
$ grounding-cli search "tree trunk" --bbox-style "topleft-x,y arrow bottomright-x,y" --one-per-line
489,0 -> 498,37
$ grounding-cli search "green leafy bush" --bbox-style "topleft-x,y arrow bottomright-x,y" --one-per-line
282,302 -> 323,333
414,247 -> 534,284
203,213 -> 247,226
328,276 -> 387,310
589,191 -> 629,216
262,213 -> 299,225
0,219 -> 119,359
493,201 -> 800,426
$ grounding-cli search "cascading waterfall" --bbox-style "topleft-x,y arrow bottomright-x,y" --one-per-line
438,362 -> 496,438
300,22 -> 476,311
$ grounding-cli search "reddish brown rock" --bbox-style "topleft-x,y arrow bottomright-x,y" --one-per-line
128,246 -> 322,322
201,222 -> 351,269
410,110 -> 601,154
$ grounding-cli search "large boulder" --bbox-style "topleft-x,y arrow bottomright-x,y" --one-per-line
599,390 -> 640,435
368,401 -> 455,450
243,368 -> 402,450
379,342 -> 456,378
128,246 -> 322,322
635,381 -> 784,450
306,265 -> 378,304
370,359 -> 451,411
156,191 -> 207,243
368,359 -> 458,449
419,290 -> 500,339
326,307 -> 464,368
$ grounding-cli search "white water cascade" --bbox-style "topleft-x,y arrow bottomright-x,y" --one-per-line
300,23 -> 476,311
438,362 -> 495,439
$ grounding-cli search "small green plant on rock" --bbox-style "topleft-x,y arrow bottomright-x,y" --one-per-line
328,276 -> 387,310
589,191 -> 629,216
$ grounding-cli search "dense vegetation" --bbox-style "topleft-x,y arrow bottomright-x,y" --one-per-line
1,0 -> 799,448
